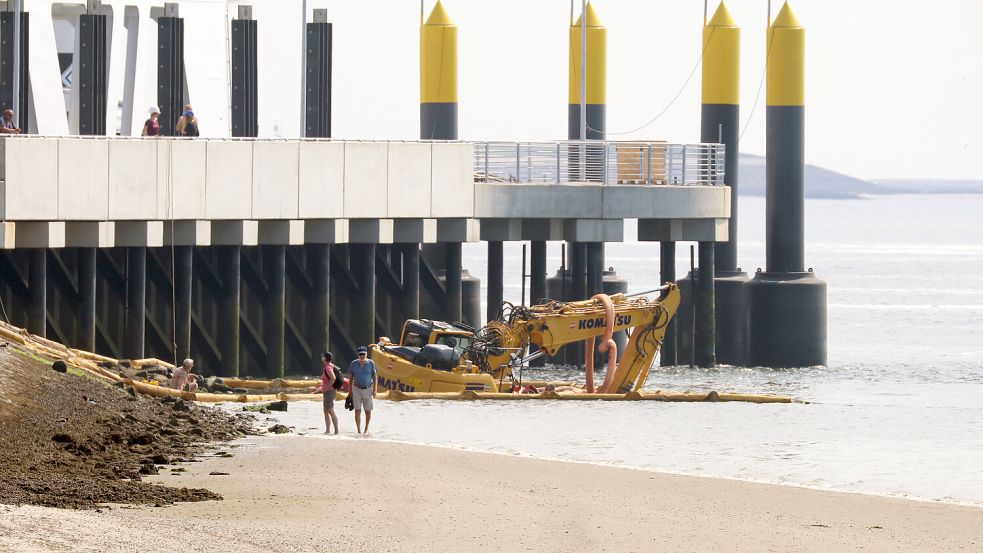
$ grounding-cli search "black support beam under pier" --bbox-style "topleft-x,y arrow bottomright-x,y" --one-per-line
264,245 -> 286,378
585,243 -> 604,297
306,244 -> 330,369
570,242 -> 587,302
77,13 -> 108,135
218,246 -> 241,376
349,244 -> 375,348
530,241 -> 546,305
28,249 -> 46,337
695,242 -> 716,368
659,242 -> 677,367
400,244 -> 420,323
157,14 -> 184,137
445,243 -> 462,324
78,247 -> 97,352
487,241 -> 503,323
0,10 -> 29,132
173,246 -> 192,364
304,12 -> 332,138
125,247 -> 146,359
230,8 -> 257,138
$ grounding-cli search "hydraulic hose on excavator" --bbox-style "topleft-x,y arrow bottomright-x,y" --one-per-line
584,293 -> 618,393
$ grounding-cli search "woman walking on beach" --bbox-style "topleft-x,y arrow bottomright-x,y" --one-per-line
321,352 -> 340,434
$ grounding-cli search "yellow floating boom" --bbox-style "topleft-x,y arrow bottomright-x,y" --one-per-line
0,320 -> 794,405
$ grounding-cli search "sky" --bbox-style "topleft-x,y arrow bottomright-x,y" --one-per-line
311,0 -> 982,181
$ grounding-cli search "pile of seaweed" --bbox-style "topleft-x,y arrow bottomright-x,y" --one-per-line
0,345 -> 254,509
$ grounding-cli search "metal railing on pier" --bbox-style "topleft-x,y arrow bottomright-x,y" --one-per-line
472,141 -> 725,186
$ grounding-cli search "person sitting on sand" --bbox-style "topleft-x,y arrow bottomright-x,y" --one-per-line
170,358 -> 198,392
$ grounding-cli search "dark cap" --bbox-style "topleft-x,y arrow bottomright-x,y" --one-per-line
322,351 -> 332,361
357,345 -> 368,354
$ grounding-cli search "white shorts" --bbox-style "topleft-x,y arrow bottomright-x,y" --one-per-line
351,386 -> 374,411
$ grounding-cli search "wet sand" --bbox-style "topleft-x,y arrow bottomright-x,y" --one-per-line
2,435 -> 980,552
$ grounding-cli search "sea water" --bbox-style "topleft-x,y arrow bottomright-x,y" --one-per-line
263,194 -> 983,506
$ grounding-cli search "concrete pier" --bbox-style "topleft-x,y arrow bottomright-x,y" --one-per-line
0,135 -> 726,375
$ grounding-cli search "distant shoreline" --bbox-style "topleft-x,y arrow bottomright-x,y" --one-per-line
738,189 -> 983,200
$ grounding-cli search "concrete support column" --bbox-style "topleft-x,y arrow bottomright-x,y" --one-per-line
307,244 -> 330,366
218,246 -> 240,376
27,249 -> 46,337
585,242 -> 604,296
487,241 -> 503,322
78,247 -> 97,351
695,242 -> 716,368
174,246 -> 192,363
530,241 -> 546,305
400,243 -> 420,321
445,242 -> 462,323
659,241 -> 677,367
264,245 -> 286,378
125,247 -> 146,359
350,244 -> 376,347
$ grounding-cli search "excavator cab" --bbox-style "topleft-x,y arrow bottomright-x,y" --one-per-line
386,319 -> 475,372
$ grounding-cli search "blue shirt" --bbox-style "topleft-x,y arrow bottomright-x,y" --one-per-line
349,358 -> 377,388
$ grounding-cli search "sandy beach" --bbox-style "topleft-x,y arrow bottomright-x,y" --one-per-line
2,434 -> 980,553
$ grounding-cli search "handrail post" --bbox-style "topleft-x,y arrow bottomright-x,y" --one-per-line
602,141 -> 609,185
645,143 -> 651,185
556,142 -> 561,184
682,145 -> 688,185
516,143 -> 521,182
484,142 -> 489,182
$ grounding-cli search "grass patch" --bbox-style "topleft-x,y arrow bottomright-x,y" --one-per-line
9,346 -> 113,385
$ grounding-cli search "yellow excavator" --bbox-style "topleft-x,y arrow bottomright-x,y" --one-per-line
370,284 -> 680,394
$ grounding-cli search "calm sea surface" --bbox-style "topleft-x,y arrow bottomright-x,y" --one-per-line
268,194 -> 983,505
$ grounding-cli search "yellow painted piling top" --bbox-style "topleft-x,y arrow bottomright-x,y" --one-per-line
569,1 -> 607,105
702,2 -> 740,105
766,1 -> 804,107
421,0 -> 458,104
771,1 -> 802,28
707,1 -> 737,27
424,0 -> 454,26
572,1 -> 604,28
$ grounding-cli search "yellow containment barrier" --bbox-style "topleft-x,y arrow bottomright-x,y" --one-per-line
0,319 -> 794,405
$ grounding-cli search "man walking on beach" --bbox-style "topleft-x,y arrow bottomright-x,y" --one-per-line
348,346 -> 377,434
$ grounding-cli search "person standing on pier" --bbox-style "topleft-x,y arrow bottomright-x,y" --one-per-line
348,346 -> 377,434
175,104 -> 200,137
141,106 -> 161,136
321,352 -> 340,435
